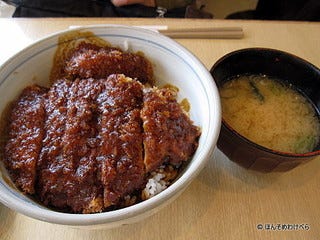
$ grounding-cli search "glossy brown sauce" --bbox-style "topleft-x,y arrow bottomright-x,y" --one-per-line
142,88 -> 200,171
64,42 -> 154,84
2,36 -> 200,213
50,30 -> 111,83
5,86 -> 47,194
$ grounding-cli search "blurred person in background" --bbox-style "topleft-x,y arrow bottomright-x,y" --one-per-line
2,0 -> 212,18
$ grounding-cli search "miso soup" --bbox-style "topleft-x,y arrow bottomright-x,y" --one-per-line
220,75 -> 320,154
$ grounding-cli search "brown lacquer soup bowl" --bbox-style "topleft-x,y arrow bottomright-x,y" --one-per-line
210,48 -> 320,172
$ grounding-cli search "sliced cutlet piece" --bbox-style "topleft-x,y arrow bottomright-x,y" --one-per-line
36,79 -> 72,210
60,78 -> 104,213
141,88 -> 201,172
97,74 -> 145,208
4,85 -> 47,194
37,79 -> 106,213
64,42 -> 154,84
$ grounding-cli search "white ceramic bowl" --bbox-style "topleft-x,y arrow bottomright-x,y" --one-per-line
0,25 -> 221,228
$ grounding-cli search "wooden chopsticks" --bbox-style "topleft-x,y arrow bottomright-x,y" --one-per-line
69,25 -> 244,39
159,27 -> 244,39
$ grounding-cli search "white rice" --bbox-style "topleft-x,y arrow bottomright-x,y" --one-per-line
143,172 -> 168,199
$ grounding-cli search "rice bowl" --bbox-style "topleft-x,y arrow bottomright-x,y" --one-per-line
0,25 -> 221,228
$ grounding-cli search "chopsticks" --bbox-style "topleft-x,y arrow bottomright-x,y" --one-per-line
69,25 -> 244,39
159,27 -> 244,39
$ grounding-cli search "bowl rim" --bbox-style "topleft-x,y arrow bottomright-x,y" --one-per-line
211,47 -> 320,75
0,24 -> 221,226
211,47 -> 320,158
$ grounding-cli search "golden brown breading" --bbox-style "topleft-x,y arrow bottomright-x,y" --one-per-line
64,42 -> 154,84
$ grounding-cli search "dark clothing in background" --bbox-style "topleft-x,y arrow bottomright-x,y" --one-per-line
11,0 -> 120,17
3,0 -> 210,18
256,0 -> 320,21
4,0 -> 186,17
228,0 -> 320,21
5,0 -> 318,20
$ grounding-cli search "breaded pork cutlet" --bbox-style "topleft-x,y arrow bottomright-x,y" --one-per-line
37,79 -> 108,213
64,42 -> 154,84
97,74 -> 145,208
4,77 -> 201,213
4,37 -> 200,213
5,85 -> 47,194
141,88 -> 201,172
